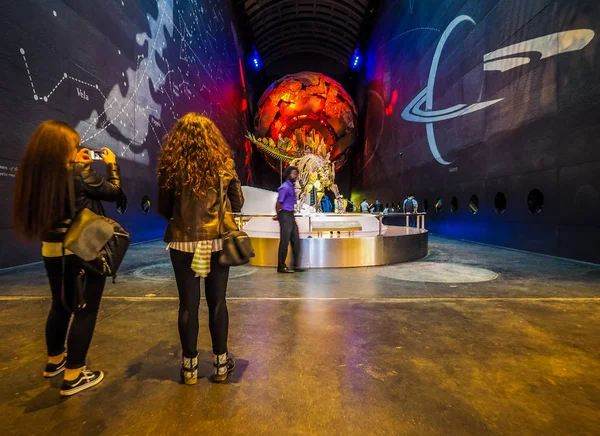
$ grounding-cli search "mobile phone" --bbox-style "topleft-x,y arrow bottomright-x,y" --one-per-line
89,150 -> 104,161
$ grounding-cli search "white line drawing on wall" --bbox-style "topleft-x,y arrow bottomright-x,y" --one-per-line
401,15 -> 595,165
483,30 -> 595,72
75,0 -> 175,161
18,0 -> 235,163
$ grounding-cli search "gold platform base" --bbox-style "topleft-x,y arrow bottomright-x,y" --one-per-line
248,226 -> 428,268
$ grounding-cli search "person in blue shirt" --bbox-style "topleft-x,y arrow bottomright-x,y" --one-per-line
403,194 -> 419,227
321,194 -> 333,213
274,166 -> 303,273
373,199 -> 383,213
360,198 -> 371,213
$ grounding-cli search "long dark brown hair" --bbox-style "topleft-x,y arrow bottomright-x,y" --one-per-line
158,113 -> 232,198
13,120 -> 80,240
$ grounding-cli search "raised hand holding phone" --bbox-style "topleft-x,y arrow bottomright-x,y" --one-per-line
75,147 -> 93,163
100,147 -> 116,165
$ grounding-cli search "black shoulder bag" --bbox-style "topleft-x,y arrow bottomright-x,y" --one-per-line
61,171 -> 131,312
218,175 -> 254,266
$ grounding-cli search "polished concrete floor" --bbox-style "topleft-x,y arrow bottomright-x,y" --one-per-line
1,235 -> 599,435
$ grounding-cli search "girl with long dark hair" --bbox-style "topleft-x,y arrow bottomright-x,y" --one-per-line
158,113 -> 244,384
13,120 -> 124,396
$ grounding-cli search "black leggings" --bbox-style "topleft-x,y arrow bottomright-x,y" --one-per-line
44,256 -> 106,369
169,249 -> 230,357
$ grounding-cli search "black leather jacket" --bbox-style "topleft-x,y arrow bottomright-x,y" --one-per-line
158,159 -> 244,242
44,162 -> 124,243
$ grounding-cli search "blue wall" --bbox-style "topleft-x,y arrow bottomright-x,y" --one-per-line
356,0 -> 600,263
0,0 -> 249,268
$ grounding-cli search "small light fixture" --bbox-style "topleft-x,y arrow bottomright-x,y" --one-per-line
249,45 -> 263,71
350,47 -> 361,70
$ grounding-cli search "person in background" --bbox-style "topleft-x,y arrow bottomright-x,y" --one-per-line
13,120 -> 124,396
275,166 -> 303,274
402,195 -> 409,210
403,194 -> 419,227
321,193 -> 333,213
373,199 -> 383,213
345,199 -> 355,213
158,113 -> 244,384
383,203 -> 389,215
360,198 -> 371,213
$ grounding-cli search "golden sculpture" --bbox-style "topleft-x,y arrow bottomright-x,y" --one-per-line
246,129 -> 341,213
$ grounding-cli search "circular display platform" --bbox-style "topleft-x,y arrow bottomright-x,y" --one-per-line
240,189 -> 428,269
245,217 -> 428,268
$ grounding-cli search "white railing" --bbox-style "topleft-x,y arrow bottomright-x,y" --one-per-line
233,212 -> 427,236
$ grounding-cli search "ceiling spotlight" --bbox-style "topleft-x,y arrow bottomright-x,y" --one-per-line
249,45 -> 263,71
350,47 -> 361,70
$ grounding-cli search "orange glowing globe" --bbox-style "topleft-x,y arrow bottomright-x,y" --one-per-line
254,72 -> 358,170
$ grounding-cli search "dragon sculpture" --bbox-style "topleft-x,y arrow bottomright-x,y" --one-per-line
246,130 -> 341,213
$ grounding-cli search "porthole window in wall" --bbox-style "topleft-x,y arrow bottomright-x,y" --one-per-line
141,195 -> 151,214
494,192 -> 507,214
435,198 -> 442,213
469,194 -> 479,214
527,189 -> 544,214
423,199 -> 429,212
117,195 -> 128,215
450,196 -> 458,213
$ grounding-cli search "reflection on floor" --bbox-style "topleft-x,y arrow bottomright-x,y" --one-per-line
1,235 -> 599,435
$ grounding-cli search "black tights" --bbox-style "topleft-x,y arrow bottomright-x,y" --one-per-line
169,249 -> 230,357
44,256 -> 106,369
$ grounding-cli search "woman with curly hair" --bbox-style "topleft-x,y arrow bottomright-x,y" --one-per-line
158,113 -> 244,384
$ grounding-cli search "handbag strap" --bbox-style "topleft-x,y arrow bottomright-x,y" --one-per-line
67,165 -> 76,219
218,172 -> 225,237
60,256 -> 87,313
61,165 -> 76,312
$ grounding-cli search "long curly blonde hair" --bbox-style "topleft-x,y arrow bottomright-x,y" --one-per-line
158,113 -> 232,197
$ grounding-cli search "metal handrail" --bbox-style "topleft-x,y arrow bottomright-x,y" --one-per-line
233,211 -> 427,235
232,212 -> 427,217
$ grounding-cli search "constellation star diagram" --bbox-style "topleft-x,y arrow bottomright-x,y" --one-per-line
19,0 -> 239,163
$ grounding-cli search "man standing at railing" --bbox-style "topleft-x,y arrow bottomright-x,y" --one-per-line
360,198 -> 371,213
403,194 -> 418,227
373,199 -> 383,213
274,166 -> 303,274
346,199 -> 355,213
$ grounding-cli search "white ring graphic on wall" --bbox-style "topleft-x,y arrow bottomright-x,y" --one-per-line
401,15 -> 595,165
